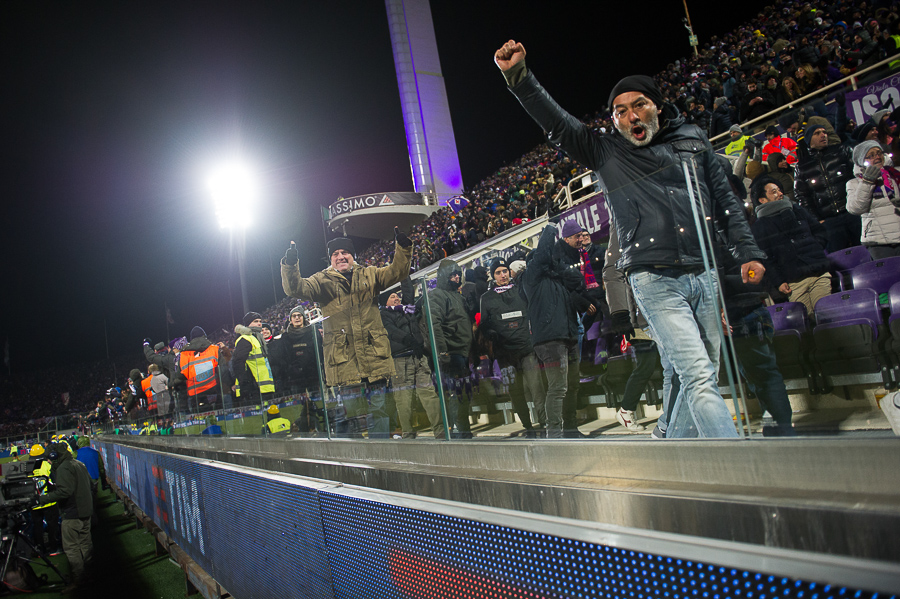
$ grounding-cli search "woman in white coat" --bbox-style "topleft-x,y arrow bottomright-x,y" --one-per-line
846,140 -> 900,259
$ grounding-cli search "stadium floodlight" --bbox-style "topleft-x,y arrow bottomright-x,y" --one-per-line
208,161 -> 257,229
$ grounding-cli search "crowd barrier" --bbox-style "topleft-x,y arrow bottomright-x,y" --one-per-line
94,439 -> 899,598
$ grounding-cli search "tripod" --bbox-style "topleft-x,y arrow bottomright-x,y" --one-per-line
0,509 -> 68,593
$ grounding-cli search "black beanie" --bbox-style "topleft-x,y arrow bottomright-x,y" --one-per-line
190,326 -> 206,341
608,75 -> 664,111
243,312 -> 262,327
153,342 -> 165,351
326,237 -> 355,258
806,123 -> 827,138
489,257 -> 511,278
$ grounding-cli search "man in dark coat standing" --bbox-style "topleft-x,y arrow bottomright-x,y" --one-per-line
523,225 -> 584,438
480,257 -> 545,436
495,39 -> 765,438
36,443 -> 93,591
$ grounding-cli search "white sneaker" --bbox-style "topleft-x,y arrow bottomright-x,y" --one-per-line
616,408 -> 646,432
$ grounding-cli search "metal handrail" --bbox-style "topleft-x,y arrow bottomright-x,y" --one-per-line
709,54 -> 899,144
554,170 -> 603,211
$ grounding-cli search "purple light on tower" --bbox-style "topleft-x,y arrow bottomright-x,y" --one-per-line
385,0 -> 464,206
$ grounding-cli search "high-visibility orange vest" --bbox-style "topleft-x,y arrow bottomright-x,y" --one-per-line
180,344 -> 220,397
141,375 -> 157,411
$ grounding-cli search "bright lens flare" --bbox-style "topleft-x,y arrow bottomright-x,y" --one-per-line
208,162 -> 257,229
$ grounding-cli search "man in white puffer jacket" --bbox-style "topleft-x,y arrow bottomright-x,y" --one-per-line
847,140 -> 900,259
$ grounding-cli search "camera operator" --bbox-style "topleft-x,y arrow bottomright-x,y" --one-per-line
33,442 -> 93,590
28,444 -> 60,556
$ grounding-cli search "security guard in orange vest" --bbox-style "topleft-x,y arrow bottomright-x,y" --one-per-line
141,369 -> 158,414
176,326 -> 226,411
262,405 -> 291,436
29,444 -> 61,555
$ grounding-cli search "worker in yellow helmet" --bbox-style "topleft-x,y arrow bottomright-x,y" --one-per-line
262,405 -> 291,436
29,444 -> 61,555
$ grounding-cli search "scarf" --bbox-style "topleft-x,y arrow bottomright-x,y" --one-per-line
493,284 -> 514,294
387,304 -> 416,315
755,197 -> 793,218
579,249 -> 600,289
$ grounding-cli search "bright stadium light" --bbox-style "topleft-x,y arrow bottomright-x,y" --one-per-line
208,161 -> 258,229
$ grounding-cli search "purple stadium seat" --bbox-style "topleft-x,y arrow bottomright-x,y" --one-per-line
826,246 -> 872,290
766,302 -> 810,332
812,289 -> 893,386
766,302 -> 818,391
850,257 -> 900,296
890,282 -> 900,326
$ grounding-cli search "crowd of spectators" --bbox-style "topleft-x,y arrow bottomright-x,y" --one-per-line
358,0 -> 898,271
3,0 -> 898,439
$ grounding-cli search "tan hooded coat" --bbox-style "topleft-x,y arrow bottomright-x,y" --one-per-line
281,242 -> 411,386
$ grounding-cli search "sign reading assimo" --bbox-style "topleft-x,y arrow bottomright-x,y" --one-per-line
328,192 -> 424,219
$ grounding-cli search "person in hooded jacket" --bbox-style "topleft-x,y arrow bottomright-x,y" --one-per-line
846,140 -> 900,259
35,442 -> 93,590
750,176 -> 831,315
426,259 -> 475,437
480,257 -> 545,436
380,278 -> 445,439
281,230 -> 412,438
233,311 -> 276,406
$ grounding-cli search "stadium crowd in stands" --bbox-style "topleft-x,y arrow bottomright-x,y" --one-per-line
2,0 -> 898,440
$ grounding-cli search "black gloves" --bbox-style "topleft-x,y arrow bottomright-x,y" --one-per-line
284,241 -> 299,265
395,227 -> 412,248
600,311 -> 634,338
143,338 -> 152,346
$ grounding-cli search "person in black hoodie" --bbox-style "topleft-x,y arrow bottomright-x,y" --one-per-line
380,278 -> 445,439
480,258 -> 545,437
750,176 -> 832,316
426,259 -> 474,438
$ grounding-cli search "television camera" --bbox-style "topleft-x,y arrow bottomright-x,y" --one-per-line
0,459 -> 67,591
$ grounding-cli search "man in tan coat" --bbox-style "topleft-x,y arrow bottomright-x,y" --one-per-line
281,228 -> 412,437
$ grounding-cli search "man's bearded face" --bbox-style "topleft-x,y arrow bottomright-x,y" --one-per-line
613,92 -> 661,147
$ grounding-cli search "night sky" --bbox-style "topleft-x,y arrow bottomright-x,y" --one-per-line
0,1 -> 767,370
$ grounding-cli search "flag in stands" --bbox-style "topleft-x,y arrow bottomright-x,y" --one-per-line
448,196 -> 469,213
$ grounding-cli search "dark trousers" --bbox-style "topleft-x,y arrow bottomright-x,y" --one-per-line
620,340 -> 661,412
731,307 -> 794,432
32,504 -> 60,551
823,211 -> 862,254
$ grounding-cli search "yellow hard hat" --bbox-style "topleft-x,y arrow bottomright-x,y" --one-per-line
143,421 -> 149,426
50,435 -> 58,441
266,405 -> 280,415
30,444 -> 45,457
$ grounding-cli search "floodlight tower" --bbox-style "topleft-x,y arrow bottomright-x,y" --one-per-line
209,162 -> 257,317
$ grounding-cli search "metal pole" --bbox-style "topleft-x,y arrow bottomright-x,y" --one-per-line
683,0 -> 699,57
237,230 -> 250,317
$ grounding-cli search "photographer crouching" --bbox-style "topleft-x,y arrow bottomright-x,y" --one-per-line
32,442 -> 93,591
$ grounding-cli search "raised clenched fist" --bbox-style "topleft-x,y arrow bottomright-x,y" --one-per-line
494,39 -> 526,72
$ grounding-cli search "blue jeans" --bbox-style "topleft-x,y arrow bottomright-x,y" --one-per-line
629,268 -> 738,438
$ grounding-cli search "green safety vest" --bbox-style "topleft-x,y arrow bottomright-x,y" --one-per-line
265,417 -> 291,434
890,36 -> 900,69
725,135 -> 748,156
236,334 -> 275,397
29,460 -> 55,509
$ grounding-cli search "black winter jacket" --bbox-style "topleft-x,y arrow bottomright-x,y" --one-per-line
426,260 -> 473,357
508,67 -> 763,273
523,226 -> 580,345
750,202 -> 830,289
143,345 -> 178,384
794,144 -> 855,220
270,324 -> 321,389
480,282 -> 533,360
381,305 -> 427,358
